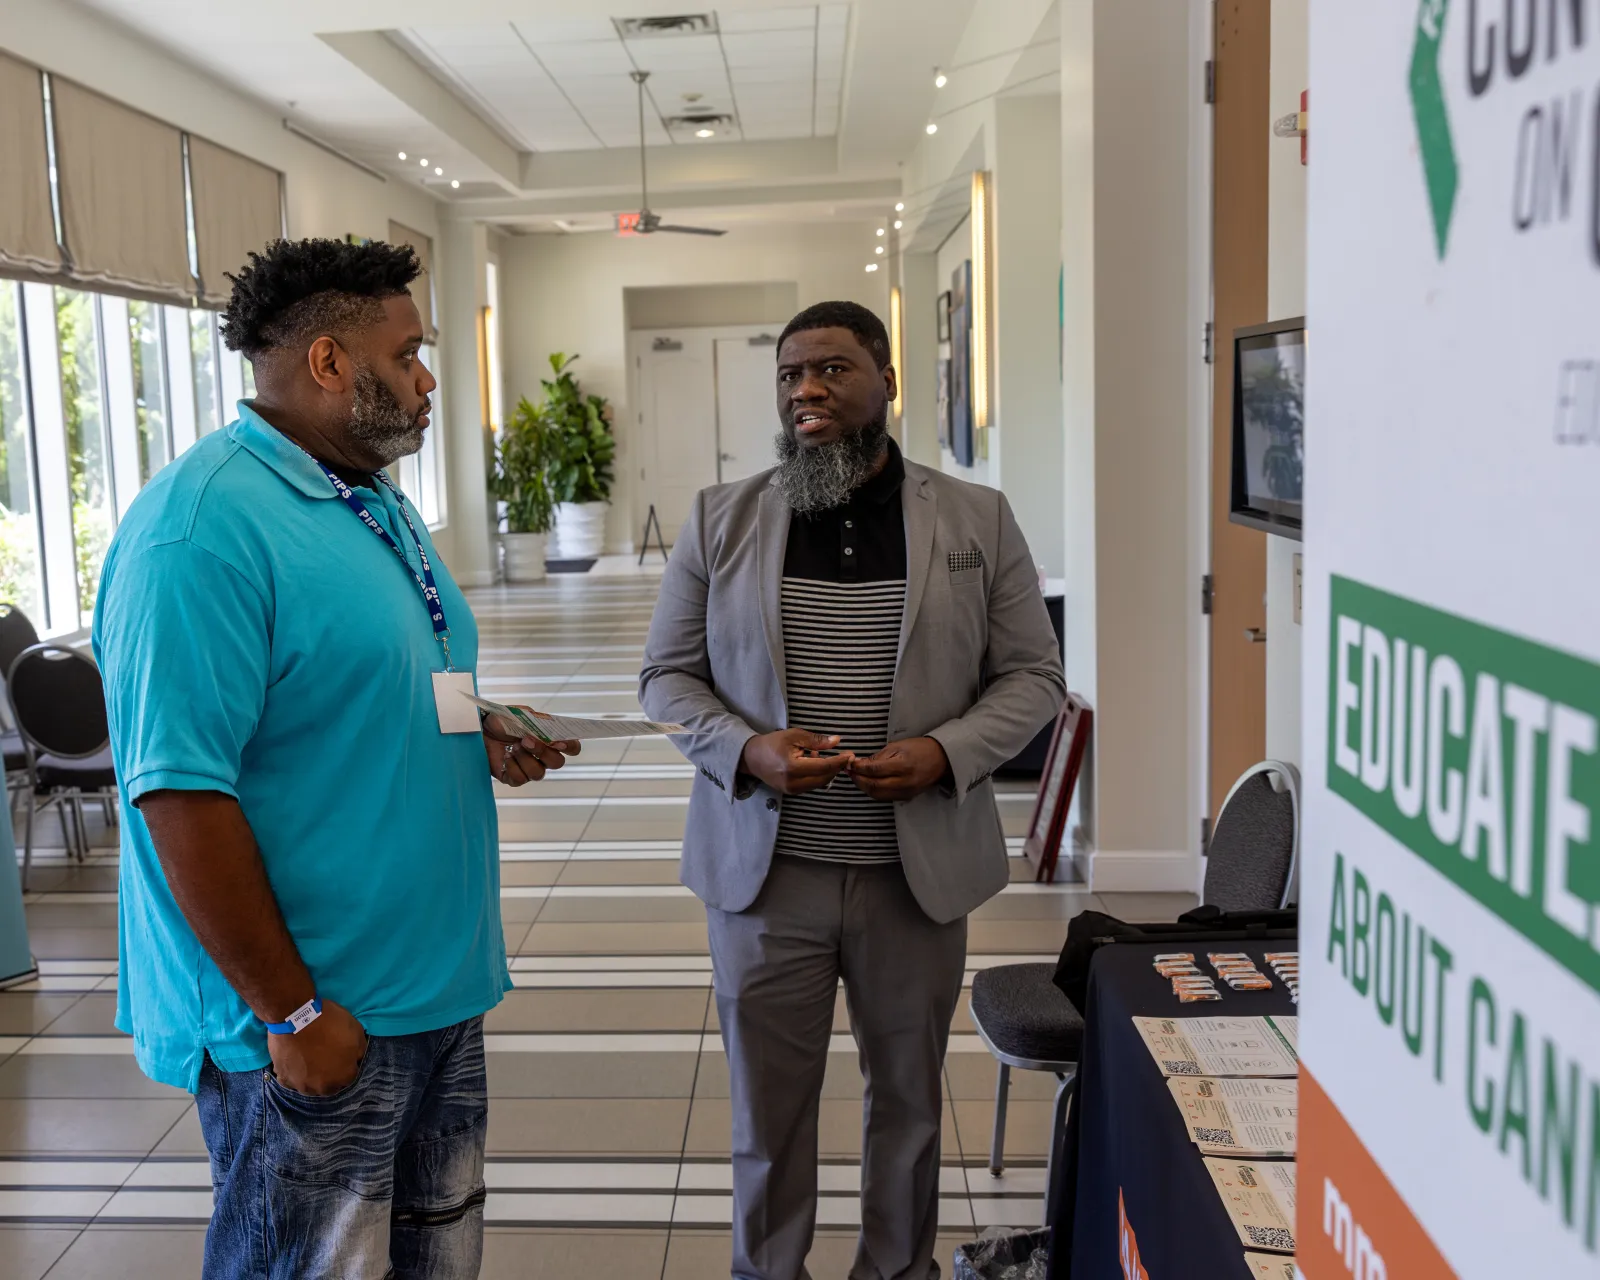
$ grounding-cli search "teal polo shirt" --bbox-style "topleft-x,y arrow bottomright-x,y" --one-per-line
92,404 -> 509,1092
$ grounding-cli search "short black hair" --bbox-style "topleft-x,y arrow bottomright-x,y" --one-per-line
777,300 -> 891,370
220,237 -> 421,359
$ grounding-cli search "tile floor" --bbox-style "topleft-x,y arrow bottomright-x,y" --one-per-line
0,569 -> 1193,1278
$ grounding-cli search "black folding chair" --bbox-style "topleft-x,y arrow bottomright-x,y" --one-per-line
9,644 -> 116,889
0,603 -> 39,812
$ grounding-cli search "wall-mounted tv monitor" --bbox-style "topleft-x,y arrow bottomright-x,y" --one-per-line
1230,317 -> 1305,541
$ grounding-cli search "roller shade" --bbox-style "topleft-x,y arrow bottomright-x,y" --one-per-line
387,221 -> 438,342
0,53 -> 61,280
51,78 -> 193,304
190,136 -> 283,308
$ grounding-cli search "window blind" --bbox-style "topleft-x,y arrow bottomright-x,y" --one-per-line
51,78 -> 193,304
387,221 -> 439,343
0,53 -> 61,280
190,136 -> 284,308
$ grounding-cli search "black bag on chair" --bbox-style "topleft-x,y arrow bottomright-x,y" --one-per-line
1050,906 -> 1299,1014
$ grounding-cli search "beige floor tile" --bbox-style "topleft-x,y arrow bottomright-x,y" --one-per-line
521,921 -> 708,955
0,994 -> 83,1037
949,1099 -> 1057,1160
481,1228 -> 668,1280
684,1098 -> 963,1161
151,1106 -> 206,1156
604,778 -> 692,798
579,816 -> 688,844
0,1225 -> 78,1280
499,861 -> 566,887
486,1098 -> 690,1156
966,920 -> 1070,955
23,903 -> 118,930
502,922 -> 536,954
0,1055 -> 187,1101
34,994 -> 118,1036
500,900 -> 547,925
1095,891 -> 1200,922
498,778 -> 612,800
534,896 -> 705,924
13,865 -> 120,893
487,989 -> 710,1033
555,859 -> 683,886
0,1099 -> 190,1156
17,930 -> 119,961
34,1225 -> 205,1280
944,1054 -> 1063,1102
487,1051 -> 699,1099
496,815 -> 597,844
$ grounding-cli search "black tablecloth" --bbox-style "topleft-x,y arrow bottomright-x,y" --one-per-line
1047,939 -> 1298,1279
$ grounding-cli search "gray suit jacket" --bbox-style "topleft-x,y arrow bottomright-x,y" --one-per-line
639,456 -> 1066,924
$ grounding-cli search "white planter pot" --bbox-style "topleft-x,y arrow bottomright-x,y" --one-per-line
551,501 -> 608,560
500,531 -> 548,583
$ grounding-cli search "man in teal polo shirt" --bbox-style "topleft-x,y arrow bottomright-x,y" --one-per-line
92,238 -> 571,1280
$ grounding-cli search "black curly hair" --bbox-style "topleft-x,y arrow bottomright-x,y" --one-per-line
219,238 -> 422,359
777,300 -> 891,370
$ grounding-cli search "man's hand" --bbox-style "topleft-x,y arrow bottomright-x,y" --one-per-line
482,709 -> 581,786
739,729 -> 855,796
847,737 -> 951,802
267,999 -> 368,1096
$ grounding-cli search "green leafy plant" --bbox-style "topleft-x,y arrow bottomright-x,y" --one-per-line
490,396 -> 555,534
537,353 -> 615,506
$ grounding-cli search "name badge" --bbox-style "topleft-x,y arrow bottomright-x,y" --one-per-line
433,671 -> 482,734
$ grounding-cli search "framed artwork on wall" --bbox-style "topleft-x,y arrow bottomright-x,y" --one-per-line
1023,695 -> 1094,883
937,358 -> 952,450
937,290 -> 952,342
949,261 -> 974,467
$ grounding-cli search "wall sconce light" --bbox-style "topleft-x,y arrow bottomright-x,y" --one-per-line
477,305 -> 493,430
970,169 -> 993,431
889,285 -> 905,421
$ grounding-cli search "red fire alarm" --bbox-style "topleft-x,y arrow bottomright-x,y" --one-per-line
615,212 -> 642,237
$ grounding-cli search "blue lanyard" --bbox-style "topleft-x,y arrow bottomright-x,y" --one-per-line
312,459 -> 456,671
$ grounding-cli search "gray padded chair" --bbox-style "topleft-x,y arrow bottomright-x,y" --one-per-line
968,759 -> 1301,1207
1203,760 -> 1300,910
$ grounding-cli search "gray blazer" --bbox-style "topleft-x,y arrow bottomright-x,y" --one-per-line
639,456 -> 1067,924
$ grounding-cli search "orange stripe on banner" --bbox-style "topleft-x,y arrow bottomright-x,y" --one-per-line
1298,1066 -> 1458,1278
1118,1188 -> 1151,1280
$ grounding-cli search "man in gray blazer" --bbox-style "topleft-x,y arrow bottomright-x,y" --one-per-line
640,301 -> 1065,1280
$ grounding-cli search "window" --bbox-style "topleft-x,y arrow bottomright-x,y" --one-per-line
54,288 -> 114,627
189,309 -> 218,436
0,283 -> 44,621
127,300 -> 172,485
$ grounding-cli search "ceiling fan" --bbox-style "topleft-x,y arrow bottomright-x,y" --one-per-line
619,70 -> 726,237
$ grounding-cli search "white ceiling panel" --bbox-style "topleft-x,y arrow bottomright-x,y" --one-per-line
526,39 -> 635,72
720,29 -> 815,56
717,6 -> 817,32
507,16 -> 620,43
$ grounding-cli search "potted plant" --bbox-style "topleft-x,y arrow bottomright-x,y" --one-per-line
537,353 -> 616,561
490,396 -> 555,582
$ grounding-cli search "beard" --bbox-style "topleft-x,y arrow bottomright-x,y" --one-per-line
773,410 -> 890,515
347,364 -> 426,468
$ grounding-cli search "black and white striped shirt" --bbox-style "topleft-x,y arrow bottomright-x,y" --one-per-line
772,439 -> 908,865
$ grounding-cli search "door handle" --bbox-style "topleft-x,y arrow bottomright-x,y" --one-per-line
1243,628 -> 1267,644
720,452 -> 735,462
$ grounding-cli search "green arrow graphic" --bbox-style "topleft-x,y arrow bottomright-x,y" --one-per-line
1410,0 -> 1458,259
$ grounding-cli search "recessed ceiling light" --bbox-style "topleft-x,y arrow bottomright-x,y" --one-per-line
695,128 -> 715,138
925,123 -> 938,135
434,166 -> 443,175
419,158 -> 428,166
894,219 -> 903,229
934,70 -> 948,89
451,179 -> 460,188
895,202 -> 905,212
876,227 -> 885,237
875,245 -> 884,254
865,263 -> 879,272
398,151 -> 407,160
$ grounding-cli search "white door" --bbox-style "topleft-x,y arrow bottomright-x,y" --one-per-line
638,334 -> 718,544
715,336 -> 781,483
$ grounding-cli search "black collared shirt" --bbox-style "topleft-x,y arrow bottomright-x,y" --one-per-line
782,438 -> 907,582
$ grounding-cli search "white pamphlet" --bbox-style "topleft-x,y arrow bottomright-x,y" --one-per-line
465,694 -> 684,742
1167,1077 -> 1298,1157
1243,1251 -> 1298,1279
1203,1158 -> 1297,1255
1132,1015 -> 1298,1078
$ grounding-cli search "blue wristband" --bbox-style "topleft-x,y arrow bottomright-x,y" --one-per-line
264,997 -> 323,1035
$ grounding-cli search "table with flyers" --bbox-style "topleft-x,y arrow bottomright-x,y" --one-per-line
1046,940 -> 1300,1280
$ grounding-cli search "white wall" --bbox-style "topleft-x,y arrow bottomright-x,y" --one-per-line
1264,0 -> 1309,767
497,221 -> 887,556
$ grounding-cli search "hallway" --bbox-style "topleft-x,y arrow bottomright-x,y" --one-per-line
0,571 -> 1185,1279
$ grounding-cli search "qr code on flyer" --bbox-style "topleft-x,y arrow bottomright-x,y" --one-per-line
1194,1127 -> 1235,1145
1242,1225 -> 1295,1252
1163,1060 -> 1201,1075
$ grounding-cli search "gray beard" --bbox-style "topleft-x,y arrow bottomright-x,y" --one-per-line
348,364 -> 424,468
773,416 -> 890,514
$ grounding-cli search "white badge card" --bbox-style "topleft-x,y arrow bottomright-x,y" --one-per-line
433,671 -> 482,734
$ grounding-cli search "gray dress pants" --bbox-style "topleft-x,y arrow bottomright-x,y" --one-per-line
706,854 -> 967,1280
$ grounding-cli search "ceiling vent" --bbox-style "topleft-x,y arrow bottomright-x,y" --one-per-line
614,14 -> 719,38
664,111 -> 737,133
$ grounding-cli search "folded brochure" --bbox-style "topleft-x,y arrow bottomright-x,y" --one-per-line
1243,1251 -> 1297,1279
1203,1157 -> 1297,1254
1133,1015 -> 1298,1078
466,694 -> 684,742
1167,1077 -> 1297,1157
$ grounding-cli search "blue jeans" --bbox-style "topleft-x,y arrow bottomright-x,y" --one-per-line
195,1015 -> 488,1280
